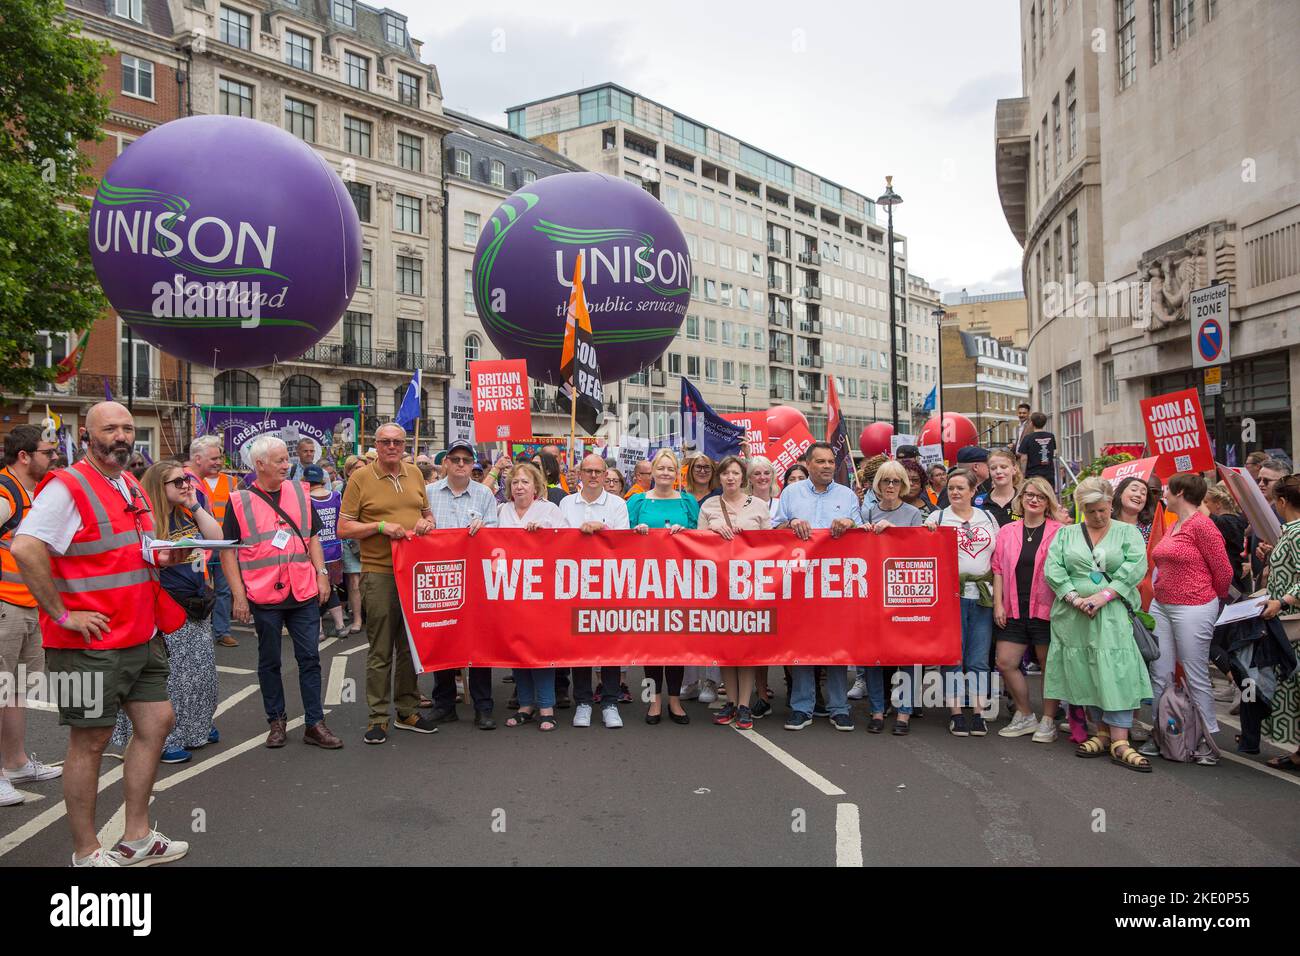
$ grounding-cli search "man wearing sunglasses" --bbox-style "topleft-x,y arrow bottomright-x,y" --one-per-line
1251,458 -> 1293,578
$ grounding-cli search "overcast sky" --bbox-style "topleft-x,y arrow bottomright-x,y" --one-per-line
402,0 -> 1026,297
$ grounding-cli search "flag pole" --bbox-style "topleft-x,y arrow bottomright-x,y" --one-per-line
568,376 -> 578,471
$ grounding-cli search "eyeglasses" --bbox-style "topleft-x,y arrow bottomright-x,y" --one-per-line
446,456 -> 474,465
879,478 -> 902,486
1258,476 -> 1278,487
1021,492 -> 1046,503
376,438 -> 405,447
580,468 -> 606,476
163,477 -> 189,490
33,448 -> 57,458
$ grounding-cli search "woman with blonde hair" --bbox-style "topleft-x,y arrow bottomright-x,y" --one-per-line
983,448 -> 1022,527
747,455 -> 782,522
1043,477 -> 1154,772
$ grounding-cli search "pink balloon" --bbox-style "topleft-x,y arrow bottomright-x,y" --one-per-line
858,422 -> 894,457
766,405 -> 809,441
919,413 -> 978,467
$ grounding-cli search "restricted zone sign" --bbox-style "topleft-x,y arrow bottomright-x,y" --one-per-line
1190,283 -> 1230,369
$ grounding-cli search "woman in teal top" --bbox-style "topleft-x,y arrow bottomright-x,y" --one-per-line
1044,476 -> 1153,772
629,448 -> 697,726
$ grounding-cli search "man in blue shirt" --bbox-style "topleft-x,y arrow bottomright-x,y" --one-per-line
774,442 -> 862,731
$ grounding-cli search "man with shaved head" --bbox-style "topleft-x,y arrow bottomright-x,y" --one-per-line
558,453 -> 630,729
13,402 -> 191,866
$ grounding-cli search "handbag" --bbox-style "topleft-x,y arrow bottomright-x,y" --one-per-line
1081,525 -> 1160,664
182,586 -> 217,622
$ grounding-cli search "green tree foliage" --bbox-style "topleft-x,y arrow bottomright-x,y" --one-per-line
0,0 -> 110,394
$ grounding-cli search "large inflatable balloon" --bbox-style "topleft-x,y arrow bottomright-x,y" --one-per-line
89,115 -> 361,369
472,173 -> 690,384
920,412 -> 978,466
858,422 -> 894,457
766,405 -> 809,440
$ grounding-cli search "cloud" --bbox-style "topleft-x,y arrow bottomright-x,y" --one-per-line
929,72 -> 1022,121
932,264 -> 1024,297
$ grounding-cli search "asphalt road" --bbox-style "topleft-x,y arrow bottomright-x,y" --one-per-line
3,626 -> 1299,868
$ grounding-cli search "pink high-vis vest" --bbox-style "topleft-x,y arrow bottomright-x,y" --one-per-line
230,480 -> 318,605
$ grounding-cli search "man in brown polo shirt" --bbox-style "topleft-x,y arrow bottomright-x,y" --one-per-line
338,423 -> 438,744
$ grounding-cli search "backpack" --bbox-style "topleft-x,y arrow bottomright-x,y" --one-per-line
1154,674 -> 1220,762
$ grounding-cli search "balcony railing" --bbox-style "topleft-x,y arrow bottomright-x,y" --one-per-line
650,369 -> 666,387
31,373 -> 185,403
811,354 -> 824,368
767,239 -> 787,257
769,349 -> 793,365
798,320 -> 823,335
767,275 -> 786,290
798,251 -> 822,266
296,343 -> 453,376
770,385 -> 793,401
798,389 -> 826,404
768,311 -> 791,329
800,286 -> 823,300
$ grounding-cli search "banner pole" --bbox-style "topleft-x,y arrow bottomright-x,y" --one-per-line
568,377 -> 578,471
413,415 -> 420,461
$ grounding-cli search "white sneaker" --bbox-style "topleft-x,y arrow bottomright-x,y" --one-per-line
72,848 -> 120,867
678,681 -> 700,701
0,777 -> 24,807
1057,721 -> 1071,733
1138,738 -> 1160,758
572,703 -> 592,728
109,828 -> 189,866
698,680 -> 718,704
847,677 -> 868,700
998,711 -> 1039,737
601,706 -> 623,729
5,754 -> 62,783
1031,716 -> 1059,743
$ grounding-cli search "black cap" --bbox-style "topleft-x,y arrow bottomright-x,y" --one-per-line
445,439 -> 474,456
956,445 -> 989,464
896,444 -> 920,459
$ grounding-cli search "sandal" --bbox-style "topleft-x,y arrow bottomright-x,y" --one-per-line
506,709 -> 535,728
1110,740 -> 1152,773
537,713 -> 557,732
892,718 -> 910,736
867,716 -> 885,734
1075,734 -> 1111,758
1265,753 -> 1300,772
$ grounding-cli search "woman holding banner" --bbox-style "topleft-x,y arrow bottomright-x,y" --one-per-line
748,456 -> 781,522
499,464 -> 564,732
684,455 -> 720,504
901,459 -> 935,520
630,449 -> 697,724
700,456 -> 771,731
1044,477 -> 1153,773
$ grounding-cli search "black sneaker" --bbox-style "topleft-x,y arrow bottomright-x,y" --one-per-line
713,703 -> 737,726
969,714 -> 988,736
363,724 -> 387,745
949,714 -> 970,737
784,710 -> 813,731
394,714 -> 439,734
830,713 -> 855,732
428,706 -> 459,723
751,698 -> 772,719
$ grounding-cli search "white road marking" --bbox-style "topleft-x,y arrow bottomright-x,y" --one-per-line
340,642 -> 368,656
835,802 -> 863,867
95,795 -> 154,848
1135,718 -> 1300,788
152,715 -> 309,793
0,765 -> 123,858
319,637 -> 339,652
214,683 -> 260,718
324,655 -> 347,706
22,699 -> 58,713
13,789 -> 46,805
216,665 -> 255,675
734,727 -> 845,796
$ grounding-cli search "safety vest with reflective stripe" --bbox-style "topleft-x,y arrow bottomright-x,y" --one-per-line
38,460 -> 159,650
202,472 -> 236,522
0,469 -> 36,607
230,480 -> 318,605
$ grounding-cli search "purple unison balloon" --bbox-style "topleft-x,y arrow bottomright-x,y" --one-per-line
472,172 -> 691,384
89,115 -> 361,370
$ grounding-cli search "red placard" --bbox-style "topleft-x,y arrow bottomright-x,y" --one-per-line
469,359 -> 531,442
1140,388 -> 1214,478
1100,456 -> 1160,484
394,527 -> 962,669
768,424 -> 816,486
721,413 -> 768,457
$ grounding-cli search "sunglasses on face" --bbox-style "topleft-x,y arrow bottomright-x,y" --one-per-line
447,456 -> 473,465
880,478 -> 902,486
376,438 -> 405,447
164,476 -> 189,490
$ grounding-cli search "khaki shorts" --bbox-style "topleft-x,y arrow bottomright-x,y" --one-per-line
44,634 -> 170,728
0,602 -> 43,678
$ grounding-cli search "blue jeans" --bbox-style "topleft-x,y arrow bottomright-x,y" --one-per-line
252,602 -> 324,727
791,665 -> 848,717
208,557 -> 231,638
513,668 -> 556,710
1087,706 -> 1134,730
866,667 -> 914,715
941,598 -> 993,707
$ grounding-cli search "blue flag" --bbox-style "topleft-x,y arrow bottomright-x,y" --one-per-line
680,377 -> 744,460
396,369 -> 422,431
923,385 -> 936,412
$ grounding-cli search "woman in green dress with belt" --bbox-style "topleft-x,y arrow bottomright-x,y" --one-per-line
1044,476 -> 1154,772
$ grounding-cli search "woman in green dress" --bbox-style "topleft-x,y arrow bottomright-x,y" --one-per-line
1261,475 -> 1300,768
1044,476 -> 1154,772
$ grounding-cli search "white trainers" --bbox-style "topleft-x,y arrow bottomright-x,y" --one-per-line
601,706 -> 623,729
572,703 -> 592,728
998,711 -> 1039,737
1031,716 -> 1059,743
109,828 -> 189,867
847,677 -> 868,700
5,754 -> 62,784
698,680 -> 718,704
1138,738 -> 1161,757
678,681 -> 700,701
72,848 -> 120,867
0,777 -> 24,807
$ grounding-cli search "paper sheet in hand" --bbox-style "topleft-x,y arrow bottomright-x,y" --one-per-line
145,537 -> 240,551
1214,596 -> 1269,627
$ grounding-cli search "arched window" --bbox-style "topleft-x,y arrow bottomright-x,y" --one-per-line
343,379 -> 378,430
280,374 -> 320,406
464,333 -> 481,383
214,369 -> 259,406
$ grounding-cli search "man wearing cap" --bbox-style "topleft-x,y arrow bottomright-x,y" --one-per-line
425,438 -> 500,728
936,446 -> 993,509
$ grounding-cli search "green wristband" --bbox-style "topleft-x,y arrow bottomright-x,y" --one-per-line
379,521 -> 386,535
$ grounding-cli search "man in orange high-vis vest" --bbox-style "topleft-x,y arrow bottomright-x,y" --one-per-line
13,401 -> 190,867
219,434 -> 342,751
0,424 -> 63,807
188,435 -> 237,648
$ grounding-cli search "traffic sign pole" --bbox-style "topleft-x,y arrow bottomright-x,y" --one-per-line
1191,281 -> 1231,461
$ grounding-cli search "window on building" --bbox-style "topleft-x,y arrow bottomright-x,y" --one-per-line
1068,211 -> 1079,277
464,334 -> 481,381
705,358 -> 718,383
683,194 -> 697,220
396,255 -> 422,296
359,248 -> 371,289
284,30 -> 313,71
397,71 -> 420,107
397,131 -> 422,171
686,355 -> 700,379
395,193 -> 422,234
1066,72 -> 1078,159
453,149 -> 470,178
1052,95 -> 1062,176
1151,0 -> 1163,63
1102,360 -> 1119,404
115,0 -> 142,23
464,270 -> 476,314
341,182 -> 371,224
1173,0 -> 1195,46
1054,226 -> 1063,282
397,318 -> 423,363
523,170 -> 537,185
215,370 -> 259,406
284,97 -> 315,142
118,335 -> 151,398
1059,361 -> 1083,467
344,116 -> 372,157
281,374 -> 320,406
462,211 -> 480,246
219,6 -> 251,49
1038,374 -> 1053,420
343,311 -> 371,359
668,353 -> 682,376
685,315 -> 699,339
218,77 -> 253,118
121,55 -> 153,99
343,51 -> 370,90
1117,0 -> 1137,89
704,318 -> 718,342
331,0 -> 354,26
343,380 -> 376,417
490,161 -> 505,188
385,15 -> 407,46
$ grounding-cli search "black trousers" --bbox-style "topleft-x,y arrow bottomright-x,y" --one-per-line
433,667 -> 493,713
1236,697 -> 1268,753
643,666 -> 684,697
571,666 -> 621,706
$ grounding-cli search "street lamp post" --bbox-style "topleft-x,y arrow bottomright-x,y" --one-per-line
740,382 -> 749,413
931,307 -> 945,428
876,176 -> 902,433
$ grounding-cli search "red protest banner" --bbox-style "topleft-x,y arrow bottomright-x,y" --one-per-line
470,359 -> 531,442
1100,456 -> 1160,484
1140,388 -> 1214,478
721,413 -> 768,457
393,528 -> 962,669
768,424 -> 816,487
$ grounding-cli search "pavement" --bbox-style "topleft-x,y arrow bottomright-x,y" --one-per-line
3,626 -> 1299,867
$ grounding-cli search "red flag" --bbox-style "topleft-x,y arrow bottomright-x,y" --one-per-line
826,376 -> 852,486
54,329 -> 90,385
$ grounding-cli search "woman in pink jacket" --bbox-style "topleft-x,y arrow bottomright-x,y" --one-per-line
991,477 -> 1063,742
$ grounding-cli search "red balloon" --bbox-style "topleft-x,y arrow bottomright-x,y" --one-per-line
919,413 -> 978,467
766,405 -> 809,441
858,422 -> 894,457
